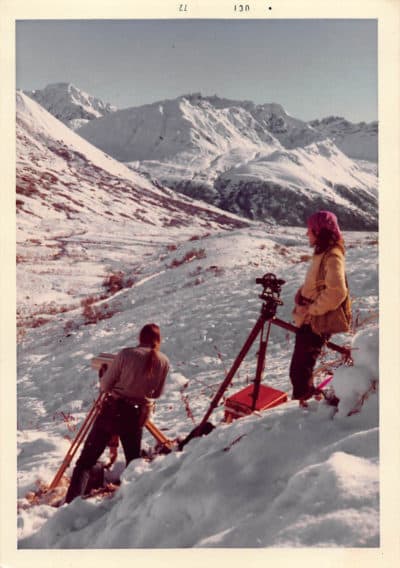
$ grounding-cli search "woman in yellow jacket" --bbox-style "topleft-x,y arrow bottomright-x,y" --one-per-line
290,211 -> 351,407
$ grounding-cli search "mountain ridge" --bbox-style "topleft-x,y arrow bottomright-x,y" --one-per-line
22,84 -> 378,230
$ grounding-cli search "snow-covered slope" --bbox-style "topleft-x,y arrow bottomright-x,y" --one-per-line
15,226 -> 379,548
76,94 -> 378,229
24,83 -> 118,130
13,90 -> 380,549
16,91 -> 249,331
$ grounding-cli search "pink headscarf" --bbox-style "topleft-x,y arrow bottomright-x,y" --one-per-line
307,210 -> 342,241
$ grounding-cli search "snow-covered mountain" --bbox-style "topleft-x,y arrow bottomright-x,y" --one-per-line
16,91 -> 248,329
310,116 -> 378,162
24,83 -> 118,130
76,93 -> 378,229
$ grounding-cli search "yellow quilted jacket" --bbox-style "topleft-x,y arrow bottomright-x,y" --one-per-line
293,241 -> 350,335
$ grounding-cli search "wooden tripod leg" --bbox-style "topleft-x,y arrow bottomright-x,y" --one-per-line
48,393 -> 105,490
145,420 -> 174,451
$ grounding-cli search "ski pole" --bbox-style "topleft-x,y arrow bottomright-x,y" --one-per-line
48,393 -> 105,490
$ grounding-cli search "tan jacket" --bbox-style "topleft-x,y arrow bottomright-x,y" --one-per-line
100,346 -> 169,401
293,242 -> 348,334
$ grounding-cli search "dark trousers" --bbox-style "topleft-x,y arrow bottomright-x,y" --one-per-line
65,396 -> 143,503
289,324 -> 327,400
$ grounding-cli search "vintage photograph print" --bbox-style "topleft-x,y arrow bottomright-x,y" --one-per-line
15,18 -> 379,548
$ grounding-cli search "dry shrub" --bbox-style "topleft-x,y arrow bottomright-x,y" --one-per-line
17,326 -> 27,343
169,248 -> 207,268
189,233 -> 210,241
352,309 -> 378,332
41,302 -> 68,316
189,266 -> 203,277
103,272 -> 124,294
207,265 -> 225,276
103,272 -> 135,294
184,277 -> 204,288
166,244 -> 178,251
52,411 -> 78,432
64,320 -> 78,334
31,317 -> 51,328
81,297 -> 116,325
274,244 -> 290,257
163,218 -> 186,228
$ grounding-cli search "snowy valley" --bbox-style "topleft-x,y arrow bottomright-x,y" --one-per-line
15,89 -> 379,548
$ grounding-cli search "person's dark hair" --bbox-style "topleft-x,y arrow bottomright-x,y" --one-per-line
307,210 -> 343,254
313,227 -> 341,254
139,323 -> 161,378
139,323 -> 161,348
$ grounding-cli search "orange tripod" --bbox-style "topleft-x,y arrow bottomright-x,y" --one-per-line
48,353 -> 174,491
49,392 -> 105,490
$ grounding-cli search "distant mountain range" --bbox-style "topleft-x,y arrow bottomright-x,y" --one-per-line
23,84 -> 378,230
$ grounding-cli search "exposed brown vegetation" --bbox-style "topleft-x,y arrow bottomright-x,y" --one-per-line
189,233 -> 210,241
103,271 -> 135,294
169,248 -> 207,268
81,297 -> 116,325
207,265 -> 225,276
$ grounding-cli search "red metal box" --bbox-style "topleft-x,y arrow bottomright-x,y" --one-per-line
224,384 -> 287,423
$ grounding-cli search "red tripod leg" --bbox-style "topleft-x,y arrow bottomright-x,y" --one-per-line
181,316 -> 264,446
271,317 -> 352,361
251,320 -> 272,411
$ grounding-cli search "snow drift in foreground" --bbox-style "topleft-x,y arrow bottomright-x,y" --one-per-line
19,326 -> 378,548
16,227 -> 379,548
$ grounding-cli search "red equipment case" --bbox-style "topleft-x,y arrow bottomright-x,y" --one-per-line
224,384 -> 287,423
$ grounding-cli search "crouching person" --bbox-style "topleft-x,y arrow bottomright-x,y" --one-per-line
65,323 -> 169,503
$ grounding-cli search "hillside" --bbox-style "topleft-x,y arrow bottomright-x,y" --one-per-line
16,226 -> 379,548
16,91 -> 248,333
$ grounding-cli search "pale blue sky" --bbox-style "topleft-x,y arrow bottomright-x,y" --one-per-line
16,19 -> 377,122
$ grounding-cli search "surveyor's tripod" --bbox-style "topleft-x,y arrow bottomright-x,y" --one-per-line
48,356 -> 174,491
180,274 -> 286,447
180,273 -> 353,448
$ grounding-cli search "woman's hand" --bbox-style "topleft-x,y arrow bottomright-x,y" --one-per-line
295,305 -> 310,317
